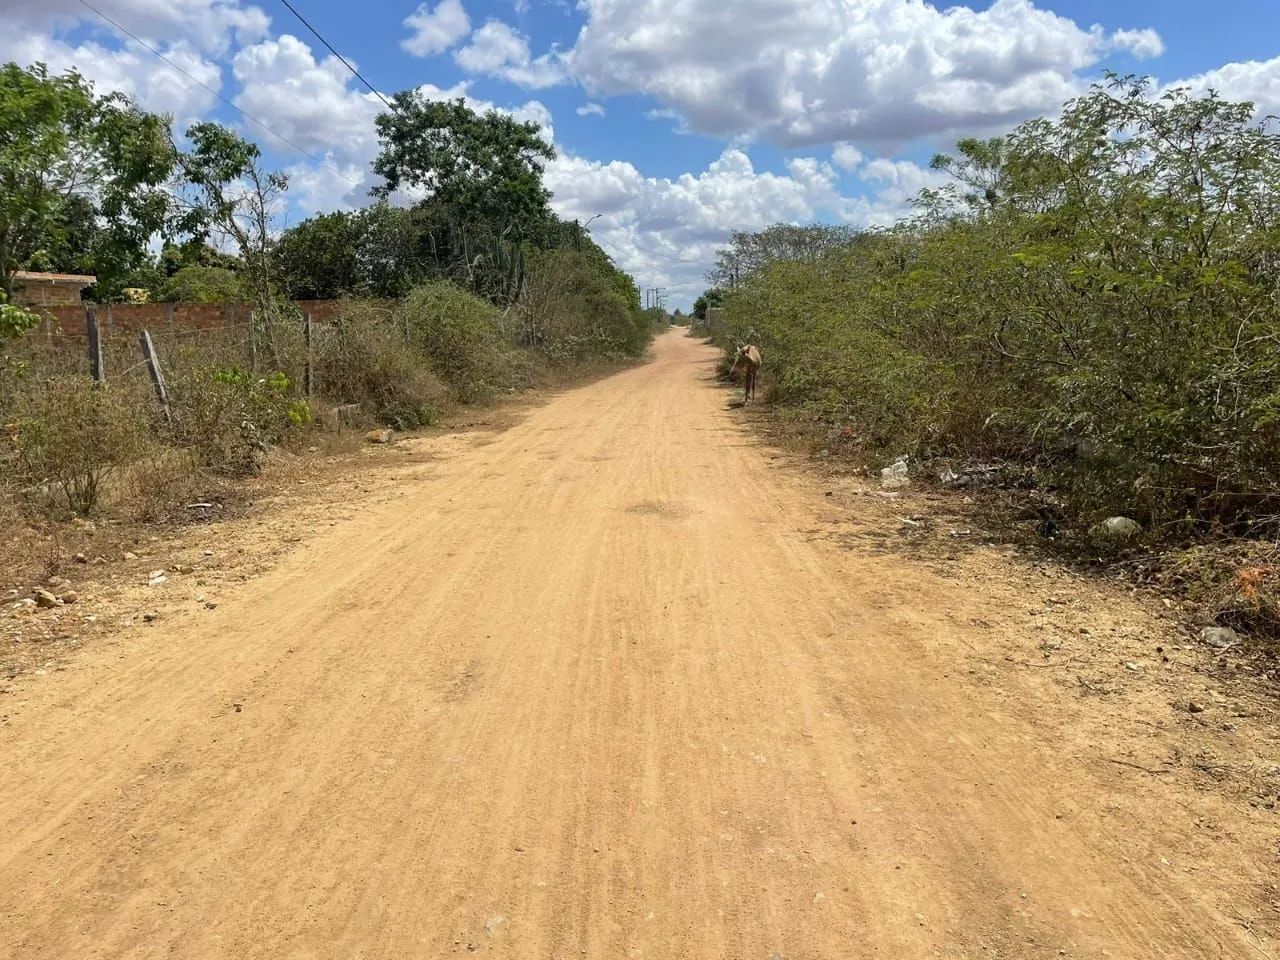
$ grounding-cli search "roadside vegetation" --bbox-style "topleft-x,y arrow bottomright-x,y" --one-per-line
0,60 -> 661,537
701,76 -> 1280,642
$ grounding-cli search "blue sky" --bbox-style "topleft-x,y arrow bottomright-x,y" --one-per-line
3,0 -> 1279,306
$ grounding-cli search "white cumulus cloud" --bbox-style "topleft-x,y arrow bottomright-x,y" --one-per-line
577,102 -> 606,117
232,35 -> 385,158
455,20 -> 565,88
831,142 -> 864,171
2,33 -> 223,128
1109,28 -> 1164,60
544,147 -> 936,307
0,0 -> 269,57
566,0 -> 1163,150
1169,55 -> 1280,119
0,0 -> 269,124
401,0 -> 472,57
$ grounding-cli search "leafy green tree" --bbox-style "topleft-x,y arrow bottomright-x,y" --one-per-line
159,241 -> 241,277
0,62 -> 174,300
23,194 -> 99,276
357,203 -> 432,298
370,94 -> 558,303
273,210 -> 362,299
273,204 -> 436,300
158,265 -> 246,303
707,224 -> 859,290
519,248 -> 646,357
543,216 -> 640,311
0,290 -> 38,340
372,95 -> 556,243
692,288 -> 724,320
715,76 -> 1280,537
174,122 -> 287,317
928,137 -> 1008,210
117,256 -> 166,301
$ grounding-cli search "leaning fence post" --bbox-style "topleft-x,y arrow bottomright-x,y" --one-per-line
85,305 -> 103,384
303,310 -> 314,399
139,329 -> 172,423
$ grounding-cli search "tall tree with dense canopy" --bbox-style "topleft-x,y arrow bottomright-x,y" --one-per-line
273,204 -> 436,300
371,94 -> 558,302
273,210 -> 363,300
0,62 -> 173,299
372,95 -> 556,242
707,224 -> 860,290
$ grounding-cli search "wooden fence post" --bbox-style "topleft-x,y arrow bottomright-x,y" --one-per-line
85,305 -> 103,384
139,330 -> 172,423
248,308 -> 258,373
303,310 -> 313,399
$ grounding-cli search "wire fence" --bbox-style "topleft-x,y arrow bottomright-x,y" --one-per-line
9,300 -> 391,408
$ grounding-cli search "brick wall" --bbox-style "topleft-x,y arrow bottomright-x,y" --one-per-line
32,299 -> 380,340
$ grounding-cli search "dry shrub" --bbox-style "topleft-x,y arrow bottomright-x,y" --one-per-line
519,249 -> 650,362
122,448 -> 218,523
8,377 -> 151,516
165,364 -> 309,476
1158,544 -> 1280,640
395,282 -> 531,403
315,303 -> 448,429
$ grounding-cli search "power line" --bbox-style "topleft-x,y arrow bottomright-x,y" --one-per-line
276,0 -> 396,111
75,0 -> 362,187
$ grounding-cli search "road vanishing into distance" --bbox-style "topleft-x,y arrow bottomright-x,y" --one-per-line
0,331 -> 1262,959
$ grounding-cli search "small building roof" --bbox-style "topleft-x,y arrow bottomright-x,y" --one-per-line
12,271 -> 97,285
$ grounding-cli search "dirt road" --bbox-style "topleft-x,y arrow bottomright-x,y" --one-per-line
1,330 -> 1275,959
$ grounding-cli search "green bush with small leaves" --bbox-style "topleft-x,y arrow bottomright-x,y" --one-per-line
716,76 -> 1280,540
519,249 -> 652,362
394,281 -> 530,402
167,365 -> 306,475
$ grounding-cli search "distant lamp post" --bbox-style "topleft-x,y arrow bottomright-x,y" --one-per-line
574,213 -> 603,250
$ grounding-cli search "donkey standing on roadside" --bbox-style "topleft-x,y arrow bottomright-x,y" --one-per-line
730,344 -> 762,404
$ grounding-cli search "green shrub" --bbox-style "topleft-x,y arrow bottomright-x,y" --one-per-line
10,378 -> 150,516
716,77 -> 1280,540
520,249 -> 650,361
395,282 -> 530,402
166,364 -> 306,475
157,265 -> 247,303
0,299 -> 39,341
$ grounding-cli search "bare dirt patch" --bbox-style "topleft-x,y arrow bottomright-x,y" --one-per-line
0,398 -> 539,696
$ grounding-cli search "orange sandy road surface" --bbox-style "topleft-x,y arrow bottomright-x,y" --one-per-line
0,330 -> 1268,959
